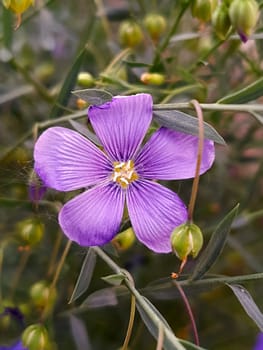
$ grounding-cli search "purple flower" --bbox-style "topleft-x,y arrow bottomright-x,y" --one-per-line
0,341 -> 27,350
253,333 -> 263,350
34,94 -> 215,253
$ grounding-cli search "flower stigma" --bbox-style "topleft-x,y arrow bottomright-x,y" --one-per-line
112,160 -> 138,188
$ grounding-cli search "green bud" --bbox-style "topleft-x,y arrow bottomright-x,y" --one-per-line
113,227 -> 135,251
30,280 -> 57,312
77,72 -> 95,88
171,223 -> 203,260
229,0 -> 259,42
119,21 -> 143,47
143,13 -> 167,41
140,72 -> 165,85
15,218 -> 44,247
191,0 -> 218,23
212,3 -> 232,39
22,324 -> 50,350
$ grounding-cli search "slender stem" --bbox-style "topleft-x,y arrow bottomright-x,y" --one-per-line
10,249 -> 31,299
0,244 -> 5,302
121,294 -> 136,350
47,231 -> 63,278
173,281 -> 199,346
188,100 -> 204,221
153,102 -> 263,112
156,322 -> 164,350
40,240 -> 72,321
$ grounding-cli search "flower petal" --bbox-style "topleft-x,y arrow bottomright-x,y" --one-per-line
88,94 -> 153,161
34,127 -> 112,191
59,183 -> 125,246
135,127 -> 215,180
126,180 -> 188,253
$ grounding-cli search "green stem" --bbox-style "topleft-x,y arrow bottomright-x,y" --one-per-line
153,102 -> 263,112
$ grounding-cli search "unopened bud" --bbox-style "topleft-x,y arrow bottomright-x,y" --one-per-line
16,218 -> 44,247
119,21 -> 143,47
77,72 -> 95,88
28,170 -> 46,204
171,223 -> 203,260
140,72 -> 165,85
191,0 -> 218,23
22,324 -> 50,350
30,280 -> 57,312
113,227 -> 135,251
212,3 -> 232,39
143,13 -> 167,41
3,0 -> 34,14
229,0 -> 259,42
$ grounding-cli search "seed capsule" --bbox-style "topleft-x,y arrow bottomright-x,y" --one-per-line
140,72 -> 165,85
22,324 -> 50,350
16,218 -> 44,247
212,3 -> 232,39
191,0 -> 218,23
143,13 -> 167,41
119,21 -> 143,47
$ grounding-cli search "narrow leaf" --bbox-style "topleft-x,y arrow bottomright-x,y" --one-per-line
69,248 -> 97,303
2,6 -> 13,49
123,60 -> 152,68
153,110 -> 225,145
226,284 -> 263,332
136,296 -> 205,350
50,47 -> 87,118
69,315 -> 92,350
101,273 -> 125,286
217,77 -> 263,104
82,287 -> 118,308
69,120 -> 101,146
190,204 -> 239,281
73,88 -> 113,106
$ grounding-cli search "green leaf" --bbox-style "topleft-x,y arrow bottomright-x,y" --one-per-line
153,110 -> 225,145
123,60 -> 152,68
190,204 -> 240,281
136,296 -> 206,350
2,6 -> 12,49
69,120 -> 101,146
69,248 -> 97,303
217,77 -> 263,104
81,287 -> 118,308
101,273 -> 125,286
72,89 -> 113,106
50,47 -> 87,118
226,284 -> 263,332
69,315 -> 92,350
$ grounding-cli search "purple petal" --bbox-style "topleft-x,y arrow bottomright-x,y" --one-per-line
88,94 -> 152,161
253,333 -> 263,350
135,127 -> 215,180
59,183 -> 125,246
34,127 -> 112,191
126,180 -> 188,253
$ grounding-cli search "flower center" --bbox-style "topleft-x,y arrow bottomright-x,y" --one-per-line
112,160 -> 138,188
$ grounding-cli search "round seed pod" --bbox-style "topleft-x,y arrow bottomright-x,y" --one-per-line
22,324 -> 50,350
140,72 -> 165,85
212,2 -> 232,39
77,72 -> 95,88
30,280 -> 57,312
143,13 -> 167,41
119,21 -> 143,47
15,218 -> 44,247
191,0 -> 218,23
171,223 -> 203,260
113,227 -> 135,251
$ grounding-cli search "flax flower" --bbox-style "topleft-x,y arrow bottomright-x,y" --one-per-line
34,94 -> 215,253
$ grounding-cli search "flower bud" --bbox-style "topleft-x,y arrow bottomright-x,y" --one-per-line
76,98 -> 88,109
171,223 -> 203,260
15,218 -> 44,247
212,3 -> 232,39
143,13 -> 167,41
30,280 -> 57,312
113,227 -> 135,251
229,0 -> 259,42
77,72 -> 95,88
3,0 -> 34,14
22,324 -> 50,350
140,72 -> 165,85
28,170 -> 47,204
119,21 -> 143,47
191,0 -> 218,23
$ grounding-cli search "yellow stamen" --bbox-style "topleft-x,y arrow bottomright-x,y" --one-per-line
112,160 -> 138,188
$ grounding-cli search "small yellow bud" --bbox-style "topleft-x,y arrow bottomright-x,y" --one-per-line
22,324 -> 50,350
212,3 -> 232,39
15,218 -> 44,247
171,223 -> 203,260
3,0 -> 34,29
229,0 -> 259,42
119,21 -> 143,47
143,13 -> 167,41
191,0 -> 218,23
140,72 -> 165,85
77,72 -> 95,88
113,227 -> 135,251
